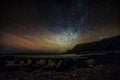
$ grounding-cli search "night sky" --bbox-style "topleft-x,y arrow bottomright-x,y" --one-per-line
0,0 -> 120,53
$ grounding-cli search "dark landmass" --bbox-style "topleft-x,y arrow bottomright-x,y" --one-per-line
65,35 -> 120,54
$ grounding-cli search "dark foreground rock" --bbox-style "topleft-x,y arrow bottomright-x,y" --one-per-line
0,64 -> 120,80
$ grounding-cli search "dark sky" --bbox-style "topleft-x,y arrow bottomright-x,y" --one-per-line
1,0 -> 120,53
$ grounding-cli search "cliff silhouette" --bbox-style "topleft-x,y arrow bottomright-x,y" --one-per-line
65,35 -> 120,54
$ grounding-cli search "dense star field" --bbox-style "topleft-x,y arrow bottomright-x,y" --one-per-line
1,0 -> 120,53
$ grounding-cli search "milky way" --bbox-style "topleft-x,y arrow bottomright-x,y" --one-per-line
1,0 -> 120,53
